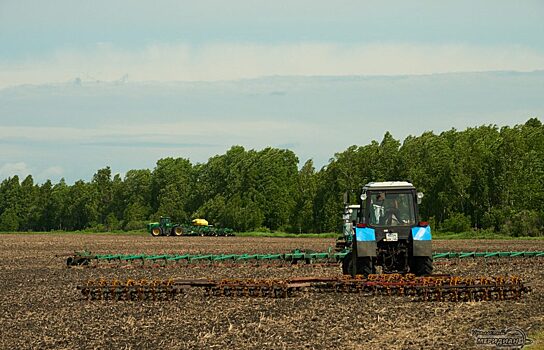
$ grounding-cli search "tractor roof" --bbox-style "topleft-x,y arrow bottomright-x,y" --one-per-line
363,181 -> 415,190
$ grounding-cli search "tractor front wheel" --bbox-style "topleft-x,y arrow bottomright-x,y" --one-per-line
150,227 -> 161,237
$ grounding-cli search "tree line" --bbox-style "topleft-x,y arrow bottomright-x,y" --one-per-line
0,118 -> 543,236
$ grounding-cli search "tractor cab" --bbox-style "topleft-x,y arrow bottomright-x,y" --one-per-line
342,181 -> 432,277
160,216 -> 171,226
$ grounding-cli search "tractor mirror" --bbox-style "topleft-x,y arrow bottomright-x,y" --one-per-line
417,192 -> 424,204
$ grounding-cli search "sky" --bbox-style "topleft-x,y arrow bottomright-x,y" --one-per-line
1,1 -> 543,183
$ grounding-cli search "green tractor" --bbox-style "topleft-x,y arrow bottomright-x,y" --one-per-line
147,216 -> 184,237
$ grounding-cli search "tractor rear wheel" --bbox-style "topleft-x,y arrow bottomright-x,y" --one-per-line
355,257 -> 373,277
172,227 -> 183,236
342,252 -> 373,277
151,227 -> 161,237
411,256 -> 433,276
341,253 -> 351,275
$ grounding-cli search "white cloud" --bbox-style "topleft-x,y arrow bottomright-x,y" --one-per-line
0,162 -> 65,182
0,162 -> 32,180
1,43 -> 543,87
39,166 -> 64,179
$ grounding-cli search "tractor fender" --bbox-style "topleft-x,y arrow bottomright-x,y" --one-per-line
354,226 -> 377,257
411,226 -> 432,256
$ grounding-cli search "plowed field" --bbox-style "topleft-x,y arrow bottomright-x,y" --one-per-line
1,234 -> 543,349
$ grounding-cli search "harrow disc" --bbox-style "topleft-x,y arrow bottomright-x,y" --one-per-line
77,274 -> 530,302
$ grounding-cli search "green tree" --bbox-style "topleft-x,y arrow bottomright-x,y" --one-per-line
18,175 -> 40,231
64,180 -> 99,230
92,167 -> 113,225
151,158 -> 194,223
35,180 -> 54,231
0,207 -> 19,231
291,159 -> 317,233
0,118 -> 541,235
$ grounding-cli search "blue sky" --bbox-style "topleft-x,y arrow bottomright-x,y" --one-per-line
0,1 -> 543,182
2,1 -> 544,54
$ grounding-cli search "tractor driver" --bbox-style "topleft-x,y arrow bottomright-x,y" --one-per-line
371,192 -> 386,225
384,196 -> 401,225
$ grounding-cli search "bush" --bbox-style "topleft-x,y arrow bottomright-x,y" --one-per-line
105,213 -> 121,231
93,224 -> 107,232
427,216 -> 437,232
441,213 -> 471,233
501,210 -> 543,237
481,208 -> 509,232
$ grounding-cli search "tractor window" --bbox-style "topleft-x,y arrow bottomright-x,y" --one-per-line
350,209 -> 358,222
369,192 -> 415,226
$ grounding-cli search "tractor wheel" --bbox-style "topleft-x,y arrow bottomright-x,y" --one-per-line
342,253 -> 373,276
151,227 -> 161,237
341,252 -> 352,275
355,257 -> 373,277
411,256 -> 433,276
172,227 -> 183,237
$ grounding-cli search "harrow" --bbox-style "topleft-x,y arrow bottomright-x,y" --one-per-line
66,249 -> 544,268
77,274 -> 530,302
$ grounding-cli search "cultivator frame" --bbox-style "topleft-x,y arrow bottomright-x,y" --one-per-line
66,249 -> 346,267
66,250 -> 544,268
77,274 -> 530,302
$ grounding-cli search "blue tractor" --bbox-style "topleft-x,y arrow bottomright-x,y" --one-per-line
341,181 -> 433,276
